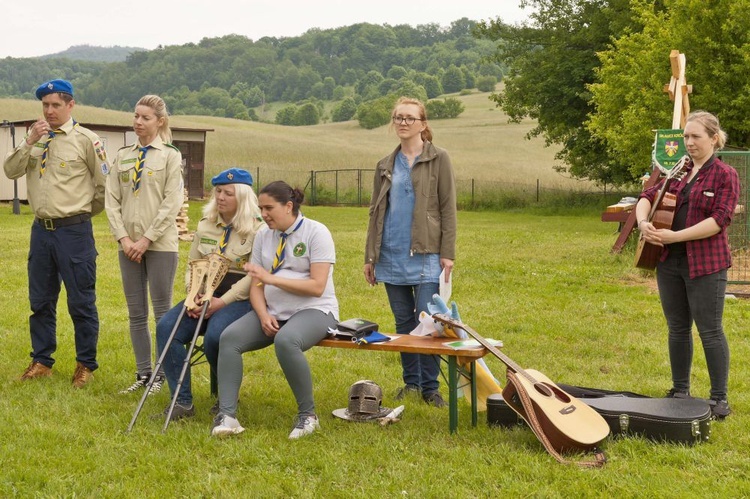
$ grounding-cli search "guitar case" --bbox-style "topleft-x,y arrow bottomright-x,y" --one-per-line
488,384 -> 712,445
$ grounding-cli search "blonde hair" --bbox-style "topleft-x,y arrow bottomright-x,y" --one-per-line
136,94 -> 172,143
686,110 -> 727,150
390,96 -> 433,142
202,183 -> 262,239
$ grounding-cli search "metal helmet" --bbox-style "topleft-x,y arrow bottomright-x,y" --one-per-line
347,380 -> 383,415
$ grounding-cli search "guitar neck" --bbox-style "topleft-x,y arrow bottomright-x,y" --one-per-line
432,314 -> 536,384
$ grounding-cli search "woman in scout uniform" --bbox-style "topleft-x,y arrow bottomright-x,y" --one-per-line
211,181 -> 339,438
105,94 -> 184,395
156,168 -> 265,421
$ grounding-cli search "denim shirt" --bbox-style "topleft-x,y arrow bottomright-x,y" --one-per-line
375,152 -> 440,285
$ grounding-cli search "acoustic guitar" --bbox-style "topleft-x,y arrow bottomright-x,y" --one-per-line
432,314 -> 610,452
634,156 -> 689,270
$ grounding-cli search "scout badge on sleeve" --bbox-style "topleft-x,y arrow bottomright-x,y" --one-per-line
332,380 -> 393,422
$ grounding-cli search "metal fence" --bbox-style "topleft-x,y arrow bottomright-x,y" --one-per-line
721,151 -> 750,286
244,167 -> 624,210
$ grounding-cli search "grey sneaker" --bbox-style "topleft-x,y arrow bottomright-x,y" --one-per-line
709,398 -> 731,420
211,414 -> 245,437
289,414 -> 320,439
394,385 -> 420,400
423,391 -> 447,408
665,388 -> 691,399
120,372 -> 150,394
164,403 -> 195,421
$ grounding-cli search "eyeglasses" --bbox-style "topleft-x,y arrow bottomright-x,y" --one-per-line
392,116 -> 422,125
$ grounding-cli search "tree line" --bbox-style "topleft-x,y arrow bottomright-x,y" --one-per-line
0,19 -> 500,129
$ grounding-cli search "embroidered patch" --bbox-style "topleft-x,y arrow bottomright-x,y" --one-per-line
200,237 -> 218,246
120,172 -> 130,183
121,158 -> 137,165
293,242 -> 306,257
101,162 -> 109,175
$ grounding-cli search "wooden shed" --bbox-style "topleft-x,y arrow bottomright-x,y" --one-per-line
1,120 -> 212,202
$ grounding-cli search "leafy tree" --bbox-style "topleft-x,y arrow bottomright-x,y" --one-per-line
441,65 -> 466,93
476,75 -> 498,92
589,0 -> 750,180
332,85 -> 346,100
322,77 -> 336,99
426,97 -> 465,119
295,102 -> 321,125
386,65 -> 408,80
475,0 -> 640,185
356,95 -> 398,129
332,97 -> 358,122
275,104 -> 298,125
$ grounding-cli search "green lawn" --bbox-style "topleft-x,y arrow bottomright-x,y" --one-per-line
1,203 -> 749,497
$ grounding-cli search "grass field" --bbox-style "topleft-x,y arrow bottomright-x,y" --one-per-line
0,90 -> 597,190
1,203 -> 749,497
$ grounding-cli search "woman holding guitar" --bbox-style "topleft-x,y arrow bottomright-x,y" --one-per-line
634,111 -> 739,419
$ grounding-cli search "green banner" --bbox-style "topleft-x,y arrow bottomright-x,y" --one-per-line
652,129 -> 686,171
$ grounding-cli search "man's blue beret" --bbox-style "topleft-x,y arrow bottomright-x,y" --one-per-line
211,168 -> 253,186
35,79 -> 74,100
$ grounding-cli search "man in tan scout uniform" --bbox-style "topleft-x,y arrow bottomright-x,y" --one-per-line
3,78 -> 109,388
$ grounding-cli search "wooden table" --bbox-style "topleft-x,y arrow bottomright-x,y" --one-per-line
317,334 -> 490,433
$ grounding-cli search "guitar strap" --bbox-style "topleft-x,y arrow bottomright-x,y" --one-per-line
504,370 -> 607,468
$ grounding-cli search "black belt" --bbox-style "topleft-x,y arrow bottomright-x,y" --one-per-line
35,213 -> 91,231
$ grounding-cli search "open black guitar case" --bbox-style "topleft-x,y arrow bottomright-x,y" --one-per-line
488,384 -> 712,445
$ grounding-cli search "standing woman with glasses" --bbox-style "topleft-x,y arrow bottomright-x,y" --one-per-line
364,96 -> 457,407
105,95 -> 184,395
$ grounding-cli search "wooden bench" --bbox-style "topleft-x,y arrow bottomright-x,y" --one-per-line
317,335 -> 490,434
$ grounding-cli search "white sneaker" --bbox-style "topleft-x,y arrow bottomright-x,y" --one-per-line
211,414 -> 245,437
288,414 -> 320,439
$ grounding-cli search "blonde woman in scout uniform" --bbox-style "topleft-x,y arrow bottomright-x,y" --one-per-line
105,95 -> 184,395
156,168 -> 264,421
3,79 -> 108,388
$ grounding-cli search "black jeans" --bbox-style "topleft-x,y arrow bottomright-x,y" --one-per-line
656,256 -> 729,400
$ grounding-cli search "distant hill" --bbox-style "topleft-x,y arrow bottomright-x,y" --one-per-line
37,44 -> 145,63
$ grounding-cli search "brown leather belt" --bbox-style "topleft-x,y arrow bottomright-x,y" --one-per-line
34,213 -> 91,231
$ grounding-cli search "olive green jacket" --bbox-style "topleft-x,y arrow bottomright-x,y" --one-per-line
365,141 -> 457,264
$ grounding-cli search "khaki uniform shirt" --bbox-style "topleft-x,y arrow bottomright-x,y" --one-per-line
105,137 -> 184,252
3,118 -> 108,219
187,216 -> 265,304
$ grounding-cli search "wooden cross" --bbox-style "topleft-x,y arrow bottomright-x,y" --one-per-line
663,50 -> 692,129
609,50 -> 692,253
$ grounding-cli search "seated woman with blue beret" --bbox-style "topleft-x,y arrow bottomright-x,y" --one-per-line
155,168 -> 265,420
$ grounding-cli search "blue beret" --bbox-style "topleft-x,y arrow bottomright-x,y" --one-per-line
35,79 -> 74,100
211,168 -> 253,186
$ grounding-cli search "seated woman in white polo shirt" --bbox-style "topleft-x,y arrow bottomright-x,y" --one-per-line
212,180 -> 339,439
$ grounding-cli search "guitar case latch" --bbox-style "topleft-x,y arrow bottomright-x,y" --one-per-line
618,413 -> 630,433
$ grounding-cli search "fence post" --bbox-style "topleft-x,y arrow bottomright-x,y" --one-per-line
311,170 -> 316,206
471,178 -> 475,208
536,179 -> 540,203
358,169 -> 362,206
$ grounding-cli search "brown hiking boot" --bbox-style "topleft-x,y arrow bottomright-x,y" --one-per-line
20,361 -> 52,380
72,362 -> 94,388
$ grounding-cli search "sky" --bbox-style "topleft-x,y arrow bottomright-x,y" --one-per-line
0,0 -> 531,59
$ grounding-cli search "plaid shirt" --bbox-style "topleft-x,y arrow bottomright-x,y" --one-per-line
640,156 -> 740,278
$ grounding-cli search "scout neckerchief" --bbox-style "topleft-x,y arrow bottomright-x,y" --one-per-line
132,146 -> 149,195
270,215 -> 304,274
218,223 -> 232,255
40,128 -> 64,177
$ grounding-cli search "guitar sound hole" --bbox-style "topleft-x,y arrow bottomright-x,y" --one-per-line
534,383 -> 553,397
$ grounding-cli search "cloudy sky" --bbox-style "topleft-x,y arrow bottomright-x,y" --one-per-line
0,0 -> 530,58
